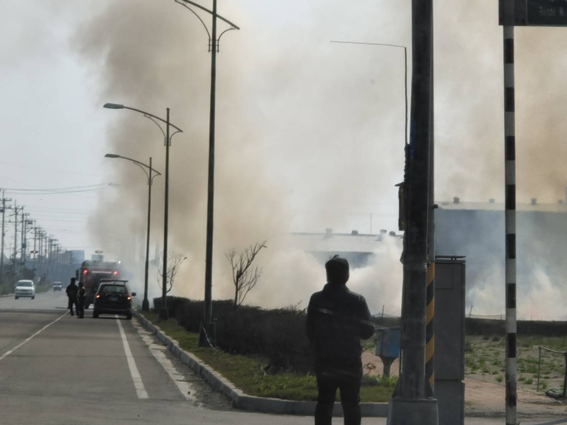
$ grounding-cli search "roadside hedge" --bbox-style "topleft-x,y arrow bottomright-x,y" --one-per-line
153,296 -> 313,373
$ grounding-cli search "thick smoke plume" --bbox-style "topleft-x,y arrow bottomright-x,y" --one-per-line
75,1 -> 567,317
75,0 -> 408,312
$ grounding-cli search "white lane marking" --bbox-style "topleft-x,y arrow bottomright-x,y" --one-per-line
117,317 -> 149,399
0,312 -> 68,361
133,322 -> 197,402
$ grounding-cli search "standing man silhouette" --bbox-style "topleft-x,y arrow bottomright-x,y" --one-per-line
66,278 -> 78,317
76,282 -> 86,319
306,256 -> 375,425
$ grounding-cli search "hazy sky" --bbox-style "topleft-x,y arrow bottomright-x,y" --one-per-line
0,1 -> 111,255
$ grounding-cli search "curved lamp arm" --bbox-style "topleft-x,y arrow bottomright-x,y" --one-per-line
124,106 -> 183,133
170,129 -> 182,141
143,114 -> 167,145
217,27 -> 236,51
174,0 -> 211,41
105,154 -> 163,185
104,103 -> 183,133
175,0 -> 240,30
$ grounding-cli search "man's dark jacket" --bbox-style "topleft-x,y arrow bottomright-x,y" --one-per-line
306,284 -> 374,362
66,283 -> 78,300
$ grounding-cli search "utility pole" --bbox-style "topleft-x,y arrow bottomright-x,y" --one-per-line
22,213 -> 31,272
0,192 -> 12,287
32,223 -> 38,277
425,7 -> 436,390
13,202 -> 19,277
387,0 -> 438,423
33,223 -> 37,261
20,209 -> 25,270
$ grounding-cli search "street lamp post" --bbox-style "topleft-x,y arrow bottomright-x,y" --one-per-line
104,154 -> 161,311
104,103 -> 183,320
174,0 -> 239,347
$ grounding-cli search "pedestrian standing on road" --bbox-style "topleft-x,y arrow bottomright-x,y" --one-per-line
66,278 -> 78,317
306,256 -> 375,425
76,282 -> 86,319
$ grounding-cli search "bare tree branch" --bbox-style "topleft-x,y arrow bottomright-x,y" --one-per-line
226,241 -> 267,308
156,250 -> 187,294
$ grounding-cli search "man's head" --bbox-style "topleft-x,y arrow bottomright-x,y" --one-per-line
325,255 -> 350,285
70,277 -> 76,285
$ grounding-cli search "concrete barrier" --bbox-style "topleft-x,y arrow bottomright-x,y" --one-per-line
132,310 -> 389,417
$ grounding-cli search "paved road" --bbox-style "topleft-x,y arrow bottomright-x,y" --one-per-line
0,292 -> 565,425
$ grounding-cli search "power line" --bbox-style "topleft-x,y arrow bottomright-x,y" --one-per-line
0,160 -> 103,178
1,184 -> 107,192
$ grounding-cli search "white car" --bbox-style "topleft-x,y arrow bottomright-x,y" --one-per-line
15,280 -> 35,300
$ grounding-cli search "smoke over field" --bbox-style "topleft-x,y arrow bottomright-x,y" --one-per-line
74,0 -> 567,316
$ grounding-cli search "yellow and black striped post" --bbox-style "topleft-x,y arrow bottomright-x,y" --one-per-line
425,261 -> 435,388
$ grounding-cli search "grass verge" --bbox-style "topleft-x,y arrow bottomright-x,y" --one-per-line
140,311 -> 394,402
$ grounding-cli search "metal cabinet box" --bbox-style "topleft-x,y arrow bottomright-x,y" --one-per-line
435,257 -> 466,425
375,327 -> 401,359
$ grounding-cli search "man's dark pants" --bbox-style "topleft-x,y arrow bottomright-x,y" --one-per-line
76,299 -> 85,318
68,298 -> 78,316
315,358 -> 363,425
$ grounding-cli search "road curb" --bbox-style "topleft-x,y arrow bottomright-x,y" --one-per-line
133,310 -> 389,417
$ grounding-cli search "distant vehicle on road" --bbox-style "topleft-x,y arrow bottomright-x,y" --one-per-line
15,280 -> 35,300
53,282 -> 62,291
79,260 -> 122,309
93,279 -> 135,320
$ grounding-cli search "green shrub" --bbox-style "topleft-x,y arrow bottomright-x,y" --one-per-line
525,378 -> 533,385
496,376 -> 503,383
154,297 -> 313,373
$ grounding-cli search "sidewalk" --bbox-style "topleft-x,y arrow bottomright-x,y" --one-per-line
300,416 -> 567,425
346,418 -> 567,424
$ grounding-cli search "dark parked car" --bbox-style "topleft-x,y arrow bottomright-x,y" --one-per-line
93,280 -> 136,320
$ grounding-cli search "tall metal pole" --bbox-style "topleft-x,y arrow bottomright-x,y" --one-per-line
0,193 -> 6,285
425,12 -> 437,390
160,108 -> 171,320
20,210 -> 25,270
503,1 -> 517,422
143,156 -> 153,312
13,202 -> 18,276
200,0 -> 218,346
33,223 -> 37,262
425,22 -> 436,391
388,0 -> 438,423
